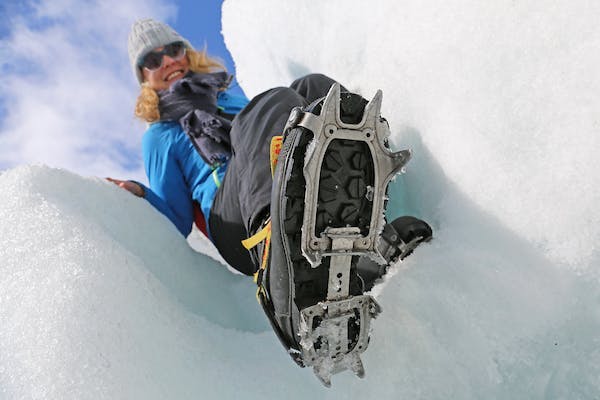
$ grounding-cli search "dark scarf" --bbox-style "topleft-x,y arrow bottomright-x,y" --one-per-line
158,71 -> 233,167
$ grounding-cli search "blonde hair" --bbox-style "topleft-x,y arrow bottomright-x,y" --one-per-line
134,48 -> 226,123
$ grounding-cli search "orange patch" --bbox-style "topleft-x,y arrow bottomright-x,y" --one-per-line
270,135 -> 283,177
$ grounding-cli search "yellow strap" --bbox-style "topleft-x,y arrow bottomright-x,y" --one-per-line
244,221 -> 271,285
241,135 -> 282,293
241,220 -> 271,250
241,135 -> 281,251
253,229 -> 271,284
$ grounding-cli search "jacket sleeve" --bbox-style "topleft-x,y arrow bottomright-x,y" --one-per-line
141,124 -> 195,237
217,89 -> 249,115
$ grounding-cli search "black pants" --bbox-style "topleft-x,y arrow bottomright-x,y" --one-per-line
209,74 -> 345,275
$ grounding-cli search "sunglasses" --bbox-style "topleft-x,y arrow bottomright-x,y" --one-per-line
139,42 -> 186,71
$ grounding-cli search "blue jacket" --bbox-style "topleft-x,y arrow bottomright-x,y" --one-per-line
140,90 -> 249,238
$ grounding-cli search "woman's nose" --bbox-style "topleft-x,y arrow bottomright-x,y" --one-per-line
162,55 -> 177,68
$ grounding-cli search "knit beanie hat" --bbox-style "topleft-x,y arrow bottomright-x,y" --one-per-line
128,18 -> 193,84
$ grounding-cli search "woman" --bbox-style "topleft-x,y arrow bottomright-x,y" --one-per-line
110,19 -> 245,227
112,19 -> 432,376
111,18 -> 354,275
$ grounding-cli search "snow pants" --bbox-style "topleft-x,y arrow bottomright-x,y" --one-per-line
209,74 -> 347,275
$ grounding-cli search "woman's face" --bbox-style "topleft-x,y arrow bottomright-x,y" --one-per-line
141,44 -> 190,91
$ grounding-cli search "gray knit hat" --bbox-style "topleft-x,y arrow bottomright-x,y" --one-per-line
127,18 -> 192,84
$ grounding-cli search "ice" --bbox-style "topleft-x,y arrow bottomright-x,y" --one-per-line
1,165 -> 598,397
1,0 -> 599,398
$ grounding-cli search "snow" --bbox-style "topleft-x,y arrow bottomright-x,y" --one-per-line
1,1 -> 600,398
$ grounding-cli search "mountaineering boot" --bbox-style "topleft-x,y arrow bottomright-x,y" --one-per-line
257,83 -> 431,386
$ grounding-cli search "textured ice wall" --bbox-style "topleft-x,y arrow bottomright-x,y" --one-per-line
0,162 -> 597,399
0,166 -> 271,399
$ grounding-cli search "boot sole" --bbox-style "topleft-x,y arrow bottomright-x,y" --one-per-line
272,84 -> 411,385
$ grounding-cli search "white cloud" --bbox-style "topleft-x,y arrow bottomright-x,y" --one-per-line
0,0 -> 178,180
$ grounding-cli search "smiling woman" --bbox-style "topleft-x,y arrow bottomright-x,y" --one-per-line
128,19 -> 226,122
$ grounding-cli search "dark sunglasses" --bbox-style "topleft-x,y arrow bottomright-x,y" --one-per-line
139,42 -> 186,71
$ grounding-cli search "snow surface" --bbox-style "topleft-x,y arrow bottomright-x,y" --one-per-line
1,0 -> 600,398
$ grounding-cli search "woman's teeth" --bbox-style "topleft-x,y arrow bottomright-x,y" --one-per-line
166,71 -> 182,81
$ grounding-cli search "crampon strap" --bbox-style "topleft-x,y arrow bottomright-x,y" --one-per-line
241,220 -> 271,287
240,135 -> 282,293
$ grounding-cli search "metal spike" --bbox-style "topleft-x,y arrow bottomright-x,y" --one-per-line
349,353 -> 366,378
388,149 -> 412,177
362,89 -> 383,128
320,83 -> 342,123
314,366 -> 332,388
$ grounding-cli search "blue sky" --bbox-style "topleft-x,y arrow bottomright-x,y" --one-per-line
0,0 -> 242,179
